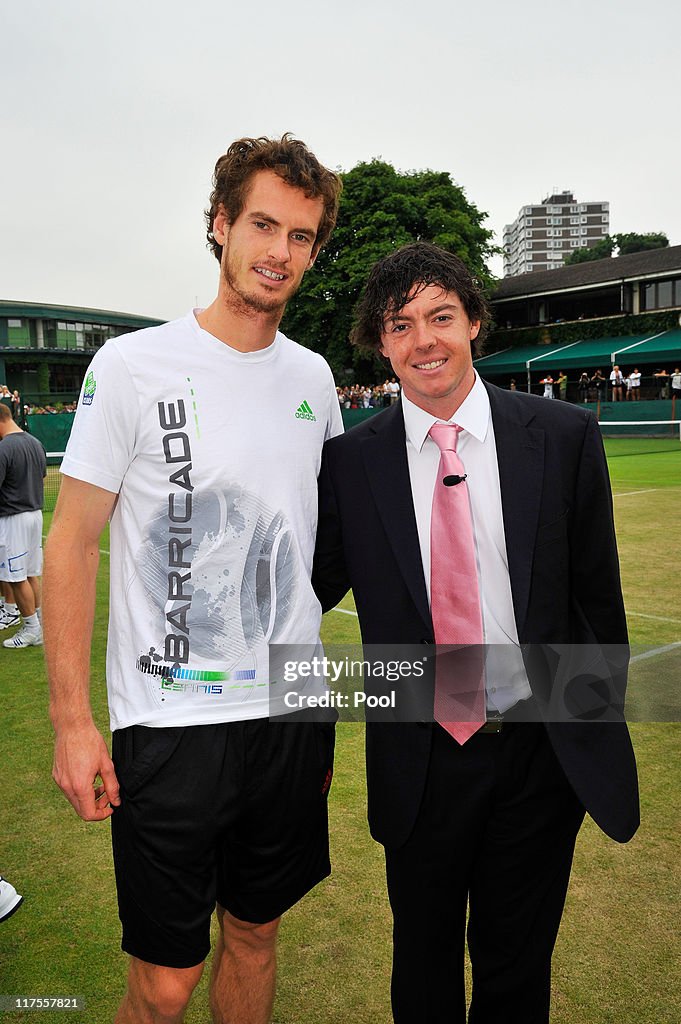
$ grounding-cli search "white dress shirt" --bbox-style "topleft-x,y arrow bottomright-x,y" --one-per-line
401,373 -> 532,713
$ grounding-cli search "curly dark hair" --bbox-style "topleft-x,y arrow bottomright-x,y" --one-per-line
350,242 -> 490,357
205,134 -> 342,263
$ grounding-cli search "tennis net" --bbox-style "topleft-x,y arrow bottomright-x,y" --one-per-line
44,453 -> 64,512
598,420 -> 681,457
40,424 -> 680,511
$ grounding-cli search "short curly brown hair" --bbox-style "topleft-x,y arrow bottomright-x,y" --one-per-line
351,242 -> 490,357
205,134 -> 342,263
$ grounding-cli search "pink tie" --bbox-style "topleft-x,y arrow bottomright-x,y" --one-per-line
429,422 -> 485,744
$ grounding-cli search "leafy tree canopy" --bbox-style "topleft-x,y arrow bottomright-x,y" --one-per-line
563,232 -> 669,266
281,160 -> 498,380
563,237 -> 616,265
615,231 -> 669,255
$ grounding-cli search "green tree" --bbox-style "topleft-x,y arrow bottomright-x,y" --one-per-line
281,160 -> 498,379
563,236 -> 616,265
614,231 -> 669,255
563,231 -> 669,267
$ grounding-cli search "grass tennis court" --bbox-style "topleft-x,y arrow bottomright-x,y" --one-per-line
604,436 -> 680,458
39,419 -> 681,514
2,448 -> 679,1023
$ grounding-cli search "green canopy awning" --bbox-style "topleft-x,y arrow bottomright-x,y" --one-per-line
475,329 -> 681,377
473,343 -> 573,375
611,328 -> 681,366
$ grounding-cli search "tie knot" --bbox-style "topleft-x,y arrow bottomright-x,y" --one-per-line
429,422 -> 462,453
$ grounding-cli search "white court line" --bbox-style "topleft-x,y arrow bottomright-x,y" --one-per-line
333,604 -> 681,626
332,610 -> 680,666
613,489 -> 660,497
330,604 -> 680,632
630,642 -> 681,663
627,611 -> 681,624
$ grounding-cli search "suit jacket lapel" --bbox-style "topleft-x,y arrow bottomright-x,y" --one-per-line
361,403 -> 432,631
486,383 -> 544,640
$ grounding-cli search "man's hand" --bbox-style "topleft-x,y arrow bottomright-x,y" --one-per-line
53,722 -> 121,821
44,477 -> 120,821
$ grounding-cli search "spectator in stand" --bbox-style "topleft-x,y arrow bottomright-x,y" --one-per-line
624,373 -> 633,401
11,391 -> 21,420
590,368 -> 605,403
671,367 -> 681,403
653,369 -> 670,399
556,371 -> 568,401
0,385 -> 11,410
578,372 -> 590,403
610,365 -> 624,401
509,378 -> 517,391
540,374 -> 554,399
388,377 -> 401,404
629,368 -> 641,401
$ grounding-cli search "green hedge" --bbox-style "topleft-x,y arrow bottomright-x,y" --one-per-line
488,310 -> 680,350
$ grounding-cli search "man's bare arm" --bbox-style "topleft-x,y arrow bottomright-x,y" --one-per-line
44,475 -> 120,821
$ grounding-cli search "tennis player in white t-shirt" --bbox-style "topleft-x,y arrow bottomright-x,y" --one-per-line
44,136 -> 342,1024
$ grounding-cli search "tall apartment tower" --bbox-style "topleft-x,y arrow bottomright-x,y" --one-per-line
503,191 -> 609,276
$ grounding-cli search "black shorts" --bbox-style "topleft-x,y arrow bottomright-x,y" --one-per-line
110,718 -> 335,968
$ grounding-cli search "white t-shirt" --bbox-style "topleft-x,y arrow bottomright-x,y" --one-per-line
63,311 -> 342,730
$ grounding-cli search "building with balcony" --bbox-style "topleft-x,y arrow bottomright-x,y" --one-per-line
480,245 -> 681,394
0,300 -> 164,402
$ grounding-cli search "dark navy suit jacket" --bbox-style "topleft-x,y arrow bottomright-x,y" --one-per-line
312,382 -> 640,848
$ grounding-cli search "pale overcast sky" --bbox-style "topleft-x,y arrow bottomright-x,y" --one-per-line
2,0 -> 679,321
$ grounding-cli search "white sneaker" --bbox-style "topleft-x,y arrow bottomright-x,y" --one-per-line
3,625 -> 43,648
0,877 -> 23,922
0,609 -> 20,630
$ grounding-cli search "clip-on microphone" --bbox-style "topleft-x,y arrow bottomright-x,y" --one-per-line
442,474 -> 467,487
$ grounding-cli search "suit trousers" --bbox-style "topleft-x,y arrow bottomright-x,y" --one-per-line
384,722 -> 585,1024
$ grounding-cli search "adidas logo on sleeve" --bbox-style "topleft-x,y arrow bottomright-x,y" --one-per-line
295,400 -> 316,422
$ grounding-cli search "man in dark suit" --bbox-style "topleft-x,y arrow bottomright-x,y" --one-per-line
312,243 -> 639,1023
